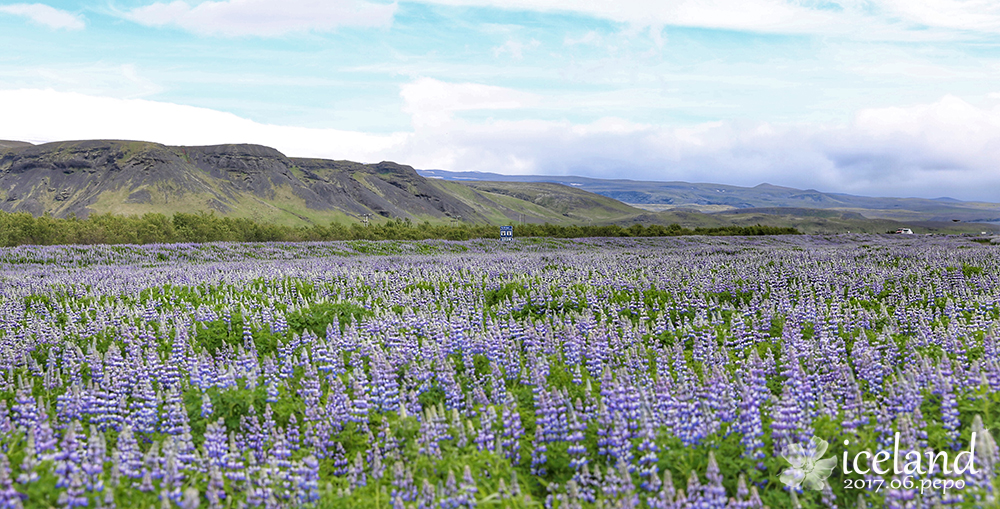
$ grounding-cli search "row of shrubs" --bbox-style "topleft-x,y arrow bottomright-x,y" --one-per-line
0,210 -> 799,246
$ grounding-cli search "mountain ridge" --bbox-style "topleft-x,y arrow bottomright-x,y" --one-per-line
417,169 -> 1000,223
0,140 -> 649,227
2,139 -> 997,235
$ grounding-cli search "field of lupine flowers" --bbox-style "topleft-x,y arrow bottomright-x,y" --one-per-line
0,235 -> 998,509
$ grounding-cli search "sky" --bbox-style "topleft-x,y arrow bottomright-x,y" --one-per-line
1,0 -> 999,201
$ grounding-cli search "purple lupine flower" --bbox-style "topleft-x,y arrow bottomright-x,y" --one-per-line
839,371 -> 867,435
33,407 -> 57,461
636,418 -> 659,491
57,470 -> 88,508
530,428 -> 547,476
474,406 -> 496,452
201,392 -> 213,418
53,424 -> 83,489
137,440 -> 160,492
331,442 -> 348,476
0,452 -> 26,508
770,385 -> 806,457
161,437 -> 184,504
82,424 -> 106,493
371,353 -> 401,413
240,404 -> 268,464
450,409 -> 468,450
707,366 -> 738,428
819,482 -> 838,509
417,478 -> 436,509
368,440 -> 385,480
647,469 -> 676,509
783,353 -> 816,425
129,379 -> 158,435
966,415 -> 999,503
607,413 -> 634,469
159,387 -> 188,436
116,426 -> 144,482
685,470 -> 704,507
703,452 -> 727,509
596,460 -> 630,504
734,376 -> 766,471
11,388 -> 37,432
939,382 -> 961,448
324,378 -> 351,430
567,405 -> 587,471
596,399 -> 613,459
725,473 -> 752,509
294,455 -> 321,504
245,456 -> 274,506
260,403 -> 281,450
570,464 -> 598,505
0,402 -> 10,441
349,376 -> 370,423
871,403 -> 896,451
16,429 -> 40,485
437,363 -> 465,411
287,414 -> 301,451
390,461 -> 416,503
203,419 -> 228,468
222,433 -> 246,483
205,464 -> 226,509
489,363 -> 507,404
852,334 -> 884,395
672,379 -> 707,446
266,378 -> 281,403
347,452 -> 366,489
440,469 -> 460,507
417,408 -> 444,459
459,465 -> 478,507
56,384 -> 84,425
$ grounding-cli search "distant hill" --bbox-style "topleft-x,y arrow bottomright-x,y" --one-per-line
0,140 -> 650,227
418,169 -> 1000,224
0,140 -> 33,150
2,140 -> 995,235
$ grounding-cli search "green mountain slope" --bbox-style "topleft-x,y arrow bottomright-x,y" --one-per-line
0,140 -> 645,227
418,169 -> 1000,223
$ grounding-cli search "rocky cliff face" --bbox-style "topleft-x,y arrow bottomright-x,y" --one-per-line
0,140 -> 485,223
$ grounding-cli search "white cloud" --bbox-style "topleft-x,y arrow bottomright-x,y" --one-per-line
0,89 -> 406,162
414,0 -> 1000,38
399,77 -> 540,127
0,3 -> 84,29
564,30 -> 601,46
0,64 -> 164,98
879,0 -> 1000,32
492,38 -> 540,60
3,86 -> 1000,201
417,0 -> 844,33
123,0 -> 396,36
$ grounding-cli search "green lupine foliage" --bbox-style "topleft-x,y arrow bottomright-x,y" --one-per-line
0,210 -> 798,246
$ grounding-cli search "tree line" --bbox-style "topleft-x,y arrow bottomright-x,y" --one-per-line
0,211 -> 799,246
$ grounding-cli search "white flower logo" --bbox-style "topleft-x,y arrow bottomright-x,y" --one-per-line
779,436 -> 837,491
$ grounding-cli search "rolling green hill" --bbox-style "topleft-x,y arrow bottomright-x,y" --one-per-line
0,140 -> 647,227
2,140 -> 996,235
419,169 -> 1000,224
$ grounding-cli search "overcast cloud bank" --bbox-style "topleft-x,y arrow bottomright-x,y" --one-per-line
2,85 -> 998,201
